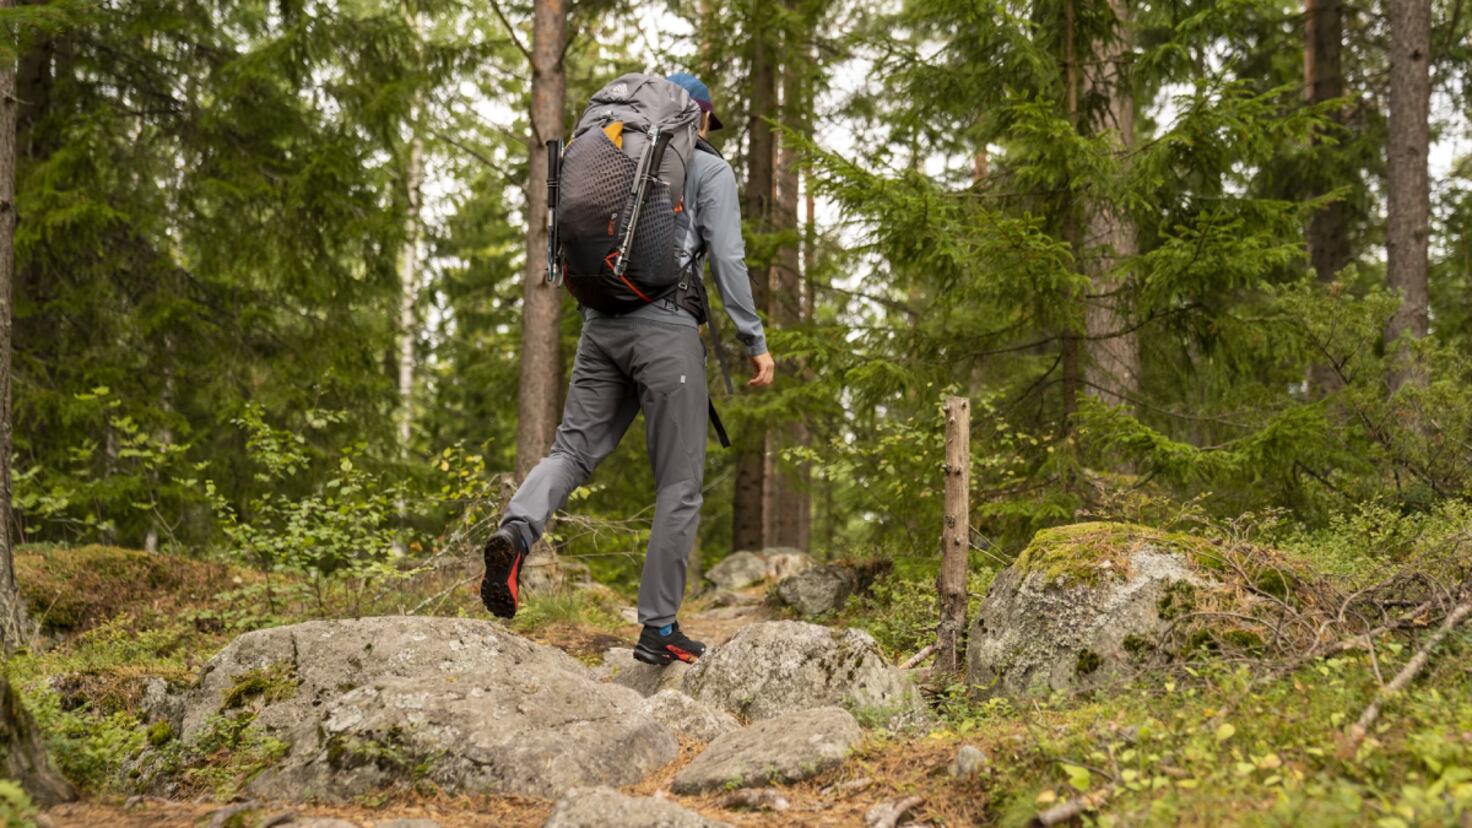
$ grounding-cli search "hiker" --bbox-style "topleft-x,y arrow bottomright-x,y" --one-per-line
480,72 -> 774,667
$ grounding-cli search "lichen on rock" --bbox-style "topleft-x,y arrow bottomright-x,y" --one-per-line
966,522 -> 1241,699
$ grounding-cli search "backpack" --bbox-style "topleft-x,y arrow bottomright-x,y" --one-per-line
551,73 -> 701,315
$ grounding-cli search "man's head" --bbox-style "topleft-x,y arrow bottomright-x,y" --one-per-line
667,72 -> 724,138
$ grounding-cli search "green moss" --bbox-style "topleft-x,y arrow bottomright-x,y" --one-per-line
1220,628 -> 1265,653
1075,650 -> 1103,676
1012,522 -> 1218,586
14,545 -> 260,634
146,721 -> 174,747
1156,581 -> 1197,621
1121,634 -> 1153,657
222,662 -> 298,710
1253,568 -> 1294,600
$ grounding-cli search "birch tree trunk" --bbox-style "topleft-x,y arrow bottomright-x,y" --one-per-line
393,113 -> 425,555
513,0 -> 567,481
934,396 -> 970,678
1385,0 -> 1430,392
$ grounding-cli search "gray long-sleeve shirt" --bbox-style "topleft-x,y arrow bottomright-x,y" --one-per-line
583,148 -> 768,356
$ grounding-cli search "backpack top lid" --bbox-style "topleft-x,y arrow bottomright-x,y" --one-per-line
574,73 -> 700,139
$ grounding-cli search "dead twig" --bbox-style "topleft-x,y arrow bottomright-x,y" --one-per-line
1346,598 -> 1472,750
1028,788 -> 1113,827
865,795 -> 924,828
900,643 -> 937,670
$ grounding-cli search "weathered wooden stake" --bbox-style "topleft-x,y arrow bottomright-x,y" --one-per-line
935,395 -> 970,678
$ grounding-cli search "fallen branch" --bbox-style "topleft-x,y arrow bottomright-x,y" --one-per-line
1028,788 -> 1113,827
1346,599 -> 1472,750
865,795 -> 924,828
900,643 -> 937,670
716,788 -> 790,812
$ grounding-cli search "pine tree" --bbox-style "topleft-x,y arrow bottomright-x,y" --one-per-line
733,0 -> 779,552
1385,0 -> 1431,391
512,0 -> 569,482
0,0 -> 29,647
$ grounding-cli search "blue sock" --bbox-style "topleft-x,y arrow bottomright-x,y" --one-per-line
657,624 -> 673,637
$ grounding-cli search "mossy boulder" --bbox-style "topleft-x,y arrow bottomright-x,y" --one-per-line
15,545 -> 258,634
168,616 -> 678,800
965,522 -> 1229,699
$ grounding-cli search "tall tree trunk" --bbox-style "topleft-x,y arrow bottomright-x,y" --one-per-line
770,32 -> 810,552
733,9 -> 777,553
393,112 -> 425,555
934,396 -> 970,678
1057,0 -> 1082,433
1306,0 -> 1350,394
514,0 -> 567,481
1082,0 -> 1138,407
1385,0 -> 1430,392
1305,0 -> 1349,283
0,0 -> 31,648
0,673 -> 74,806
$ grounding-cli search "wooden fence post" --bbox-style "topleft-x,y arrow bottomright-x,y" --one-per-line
935,395 -> 970,678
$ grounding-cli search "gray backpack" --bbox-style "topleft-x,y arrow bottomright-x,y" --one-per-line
549,73 -> 701,314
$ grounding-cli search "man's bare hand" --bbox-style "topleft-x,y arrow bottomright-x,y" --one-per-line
748,352 -> 775,388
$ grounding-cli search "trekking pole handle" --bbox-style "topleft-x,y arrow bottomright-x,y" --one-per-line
545,138 -> 563,285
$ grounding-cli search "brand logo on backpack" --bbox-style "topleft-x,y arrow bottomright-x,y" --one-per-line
549,74 -> 701,316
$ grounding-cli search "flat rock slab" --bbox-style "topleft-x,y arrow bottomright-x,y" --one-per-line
671,707 -> 861,793
639,689 -> 741,742
596,647 -> 690,697
681,621 -> 925,727
706,551 -> 768,590
542,787 -> 732,828
174,616 -> 677,800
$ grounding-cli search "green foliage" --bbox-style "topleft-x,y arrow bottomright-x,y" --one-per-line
0,781 -> 37,828
174,713 -> 291,801
202,405 -> 403,583
510,587 -> 627,636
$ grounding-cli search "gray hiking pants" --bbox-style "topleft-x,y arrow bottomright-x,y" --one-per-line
500,318 -> 708,627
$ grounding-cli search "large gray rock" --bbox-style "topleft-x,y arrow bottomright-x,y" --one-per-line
965,523 -> 1215,698
763,549 -> 816,582
543,787 -> 731,828
175,617 -> 678,800
596,647 -> 690,697
705,551 -> 768,590
681,621 -> 925,727
775,565 -> 859,617
671,707 -> 861,793
639,690 -> 741,742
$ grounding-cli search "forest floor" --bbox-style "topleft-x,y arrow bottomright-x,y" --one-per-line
14,544 -> 1472,827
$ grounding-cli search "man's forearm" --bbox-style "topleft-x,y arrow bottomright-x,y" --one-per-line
710,259 -> 768,356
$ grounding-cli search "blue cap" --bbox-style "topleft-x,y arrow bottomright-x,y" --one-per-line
667,72 -> 724,131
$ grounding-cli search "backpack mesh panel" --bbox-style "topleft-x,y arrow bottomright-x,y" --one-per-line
556,128 -> 684,313
624,180 -> 678,290
559,130 -> 634,276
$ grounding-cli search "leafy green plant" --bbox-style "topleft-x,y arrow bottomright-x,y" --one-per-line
0,781 -> 36,828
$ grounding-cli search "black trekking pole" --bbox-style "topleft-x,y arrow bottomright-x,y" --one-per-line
613,127 -> 672,279
545,138 -> 563,285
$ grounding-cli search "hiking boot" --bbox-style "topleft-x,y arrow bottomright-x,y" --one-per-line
480,529 -> 527,619
633,622 -> 706,665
